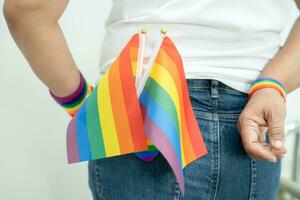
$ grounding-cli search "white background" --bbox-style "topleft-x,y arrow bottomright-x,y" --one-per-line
0,1 -> 299,200
0,1 -> 111,199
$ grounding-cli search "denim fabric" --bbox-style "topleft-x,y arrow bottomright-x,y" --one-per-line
88,79 -> 281,200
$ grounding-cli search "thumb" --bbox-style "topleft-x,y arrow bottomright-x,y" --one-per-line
267,113 -> 285,150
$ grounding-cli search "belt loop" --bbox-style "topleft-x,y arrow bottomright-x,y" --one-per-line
210,80 -> 219,99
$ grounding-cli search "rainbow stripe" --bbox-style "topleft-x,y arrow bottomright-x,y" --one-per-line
248,77 -> 287,102
138,36 -> 207,193
66,34 -> 148,163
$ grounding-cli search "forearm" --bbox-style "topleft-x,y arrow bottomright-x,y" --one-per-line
260,16 -> 300,93
3,0 -> 80,97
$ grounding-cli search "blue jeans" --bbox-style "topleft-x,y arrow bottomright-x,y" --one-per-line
88,79 -> 281,200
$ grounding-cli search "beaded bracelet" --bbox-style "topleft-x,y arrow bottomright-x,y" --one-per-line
49,70 -> 93,117
248,77 -> 287,102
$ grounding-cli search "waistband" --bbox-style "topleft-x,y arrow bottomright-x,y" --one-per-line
186,79 -> 236,91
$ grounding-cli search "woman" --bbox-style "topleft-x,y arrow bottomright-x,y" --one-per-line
3,0 -> 300,199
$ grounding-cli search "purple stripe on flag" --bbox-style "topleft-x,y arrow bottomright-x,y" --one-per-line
135,150 -> 160,161
141,105 -> 185,194
139,156 -> 156,162
66,116 -> 80,163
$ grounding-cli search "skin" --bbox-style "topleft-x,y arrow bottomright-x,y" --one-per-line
238,2 -> 300,163
3,0 -> 300,162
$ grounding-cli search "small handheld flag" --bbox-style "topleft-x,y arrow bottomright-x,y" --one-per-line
66,33 -> 148,163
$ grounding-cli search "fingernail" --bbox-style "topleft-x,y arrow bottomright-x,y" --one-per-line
273,140 -> 283,149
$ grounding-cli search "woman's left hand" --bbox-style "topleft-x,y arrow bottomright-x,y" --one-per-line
238,88 -> 287,162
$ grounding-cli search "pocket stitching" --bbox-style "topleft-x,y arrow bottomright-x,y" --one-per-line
94,163 -> 111,200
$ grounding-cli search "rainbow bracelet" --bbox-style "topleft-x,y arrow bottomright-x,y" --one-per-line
49,71 -> 93,117
248,77 -> 287,102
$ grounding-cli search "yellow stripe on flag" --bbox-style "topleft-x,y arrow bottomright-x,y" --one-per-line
97,72 -> 121,156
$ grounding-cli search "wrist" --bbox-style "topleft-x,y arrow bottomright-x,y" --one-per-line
49,70 -> 93,116
248,77 -> 287,102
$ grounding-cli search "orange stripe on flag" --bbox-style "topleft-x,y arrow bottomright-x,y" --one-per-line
109,58 -> 134,153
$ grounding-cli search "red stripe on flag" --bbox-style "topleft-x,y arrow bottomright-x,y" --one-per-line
119,34 -> 148,152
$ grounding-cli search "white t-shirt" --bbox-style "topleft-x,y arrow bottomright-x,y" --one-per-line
97,0 -> 299,93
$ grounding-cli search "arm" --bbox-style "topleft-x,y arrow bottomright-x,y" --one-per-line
3,0 -> 80,97
260,18 -> 300,93
296,0 -> 300,11
238,2 -> 300,162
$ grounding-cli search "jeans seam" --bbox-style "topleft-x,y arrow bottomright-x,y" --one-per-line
94,163 -> 110,200
249,159 -> 257,200
208,81 -> 220,200
173,182 -> 181,200
211,118 -> 220,200
194,110 -> 241,122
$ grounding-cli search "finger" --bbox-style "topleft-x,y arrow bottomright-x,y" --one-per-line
265,104 -> 286,150
239,118 -> 277,162
271,145 -> 287,157
258,127 -> 267,144
249,151 -> 283,162
268,118 -> 285,150
259,126 -> 286,157
245,139 -> 277,162
259,126 -> 267,140
238,112 -> 278,162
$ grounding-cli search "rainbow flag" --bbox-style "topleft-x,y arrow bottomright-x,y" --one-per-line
137,36 -> 207,193
66,31 -> 207,194
66,34 -> 148,163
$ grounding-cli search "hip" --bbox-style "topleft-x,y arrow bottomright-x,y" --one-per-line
88,79 -> 281,200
